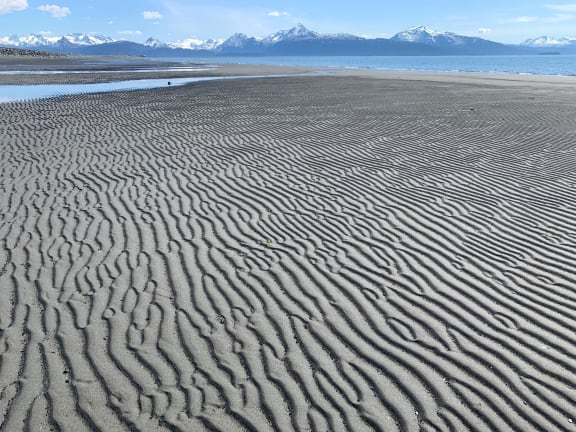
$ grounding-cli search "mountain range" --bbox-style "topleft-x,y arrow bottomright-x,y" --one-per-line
1,25 -> 575,57
521,35 -> 576,47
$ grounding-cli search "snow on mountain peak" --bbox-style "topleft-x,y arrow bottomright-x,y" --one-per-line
62,33 -> 114,45
406,26 -> 443,35
221,33 -> 253,48
521,35 -> 576,47
393,26 -> 453,42
263,23 -> 319,43
168,38 -> 222,50
0,33 -> 114,48
391,26 -> 471,46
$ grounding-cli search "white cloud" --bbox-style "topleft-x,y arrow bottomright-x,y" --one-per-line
545,4 -> 576,11
118,30 -> 143,35
267,11 -> 289,17
37,4 -> 71,18
508,16 -> 538,23
545,13 -> 575,22
143,10 -> 163,20
0,0 -> 28,14
478,28 -> 492,34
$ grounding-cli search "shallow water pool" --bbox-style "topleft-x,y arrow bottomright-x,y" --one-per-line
0,76 -> 224,103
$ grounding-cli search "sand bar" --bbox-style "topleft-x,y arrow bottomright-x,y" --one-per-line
1,58 -> 576,431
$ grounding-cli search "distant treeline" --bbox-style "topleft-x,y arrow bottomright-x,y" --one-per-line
0,47 -> 64,57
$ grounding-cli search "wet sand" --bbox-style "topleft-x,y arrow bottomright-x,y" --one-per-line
2,59 -> 576,431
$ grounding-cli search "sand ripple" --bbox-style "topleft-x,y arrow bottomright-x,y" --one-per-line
2,75 -> 576,431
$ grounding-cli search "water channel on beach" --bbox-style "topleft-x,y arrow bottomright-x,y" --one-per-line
0,76 -> 221,103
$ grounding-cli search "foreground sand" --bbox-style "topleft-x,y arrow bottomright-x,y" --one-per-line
2,63 -> 576,431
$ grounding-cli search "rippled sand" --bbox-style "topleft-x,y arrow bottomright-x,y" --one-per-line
2,64 -> 576,431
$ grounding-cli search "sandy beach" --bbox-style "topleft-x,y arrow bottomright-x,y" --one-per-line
2,59 -> 576,431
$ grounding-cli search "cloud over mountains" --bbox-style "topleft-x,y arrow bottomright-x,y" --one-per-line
0,0 -> 28,14
38,4 -> 71,18
142,10 -> 163,20
0,1 -> 70,18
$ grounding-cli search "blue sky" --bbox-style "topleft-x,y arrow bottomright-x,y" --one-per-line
2,0 -> 576,43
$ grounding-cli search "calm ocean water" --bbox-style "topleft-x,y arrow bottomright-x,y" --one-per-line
187,55 -> 576,76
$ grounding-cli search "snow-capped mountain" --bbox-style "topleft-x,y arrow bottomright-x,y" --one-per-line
217,33 -> 266,54
0,33 -> 113,48
392,26 -> 480,47
0,34 -> 56,47
390,26 -> 528,54
392,26 -> 451,43
143,37 -> 166,48
219,33 -> 256,48
217,24 -> 363,54
144,36 -> 223,50
263,23 -> 320,44
168,38 -> 222,50
521,36 -> 576,47
263,23 -> 360,44
60,33 -> 114,46
221,24 -> 323,49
